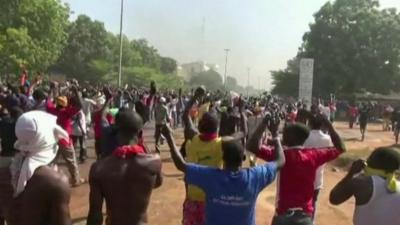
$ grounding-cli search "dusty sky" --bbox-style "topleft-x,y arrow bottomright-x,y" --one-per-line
64,0 -> 400,90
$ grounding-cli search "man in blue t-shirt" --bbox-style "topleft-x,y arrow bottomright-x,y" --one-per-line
161,112 -> 285,225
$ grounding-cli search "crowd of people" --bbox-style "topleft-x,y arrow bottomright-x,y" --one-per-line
0,76 -> 399,225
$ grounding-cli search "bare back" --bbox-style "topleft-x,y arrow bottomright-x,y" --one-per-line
0,165 -> 71,225
89,154 -> 162,225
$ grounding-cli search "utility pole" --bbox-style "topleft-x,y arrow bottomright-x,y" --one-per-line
118,0 -> 124,87
223,49 -> 230,89
247,67 -> 250,96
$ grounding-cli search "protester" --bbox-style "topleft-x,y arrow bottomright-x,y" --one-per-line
218,106 -> 240,136
348,104 -> 358,129
246,106 -> 263,167
392,107 -> 400,144
0,111 -> 71,225
180,87 -> 223,225
81,91 -> 97,130
303,115 -> 333,221
247,112 -> 346,225
162,110 -> 285,225
330,147 -> 400,225
87,110 -> 162,225
169,94 -> 179,129
0,107 -> 23,157
46,84 -> 84,186
92,94 -> 114,159
358,103 -> 370,141
154,96 -> 170,153
72,109 -> 87,163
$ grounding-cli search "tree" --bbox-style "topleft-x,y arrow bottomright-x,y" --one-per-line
272,0 -> 400,96
160,57 -> 177,74
54,15 -> 111,80
132,39 -> 161,69
271,57 -> 299,96
190,70 -> 223,91
0,0 -> 69,73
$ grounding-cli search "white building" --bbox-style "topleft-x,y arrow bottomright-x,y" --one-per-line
178,61 -> 219,82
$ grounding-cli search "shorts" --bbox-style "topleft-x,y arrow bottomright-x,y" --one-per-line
182,199 -> 205,225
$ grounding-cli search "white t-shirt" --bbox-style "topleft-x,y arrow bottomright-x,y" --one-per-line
82,98 -> 96,124
72,110 -> 86,136
319,105 -> 331,119
303,130 -> 333,189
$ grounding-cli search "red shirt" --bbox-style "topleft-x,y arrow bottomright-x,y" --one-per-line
92,111 -> 114,139
349,107 -> 358,118
46,101 -> 80,147
256,145 -> 341,216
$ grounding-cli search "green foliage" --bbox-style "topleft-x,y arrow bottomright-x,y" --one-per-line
0,0 -> 69,73
54,15 -> 111,80
0,2 -> 182,88
54,15 -> 178,87
189,70 -> 223,91
272,0 -> 400,96
123,67 -> 182,89
271,58 -> 299,96
160,57 -> 177,74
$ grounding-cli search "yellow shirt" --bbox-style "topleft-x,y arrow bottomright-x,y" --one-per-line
198,102 -> 210,121
185,135 -> 223,201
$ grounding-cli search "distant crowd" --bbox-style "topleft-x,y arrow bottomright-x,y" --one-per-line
0,73 -> 399,225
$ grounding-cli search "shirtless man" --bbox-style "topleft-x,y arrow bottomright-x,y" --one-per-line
0,111 -> 71,225
87,110 -> 162,225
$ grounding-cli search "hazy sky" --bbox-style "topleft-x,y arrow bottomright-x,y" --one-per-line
63,0 -> 400,90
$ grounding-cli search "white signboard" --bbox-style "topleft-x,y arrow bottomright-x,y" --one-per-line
299,58 -> 314,106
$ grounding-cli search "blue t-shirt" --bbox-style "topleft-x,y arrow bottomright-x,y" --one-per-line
185,162 -> 277,225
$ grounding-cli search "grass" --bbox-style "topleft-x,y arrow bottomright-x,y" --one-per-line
332,145 -> 400,169
332,147 -> 371,168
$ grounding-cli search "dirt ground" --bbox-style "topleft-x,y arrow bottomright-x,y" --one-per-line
70,121 -> 397,225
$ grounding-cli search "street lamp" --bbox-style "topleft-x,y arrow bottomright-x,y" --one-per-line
223,49 -> 230,89
118,0 -> 124,87
247,67 -> 250,96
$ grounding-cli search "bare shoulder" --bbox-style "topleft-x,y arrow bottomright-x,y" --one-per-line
136,154 -> 162,174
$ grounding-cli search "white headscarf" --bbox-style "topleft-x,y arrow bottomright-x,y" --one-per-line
10,111 -> 69,197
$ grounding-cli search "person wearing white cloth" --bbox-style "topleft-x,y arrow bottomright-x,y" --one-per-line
0,111 -> 71,225
304,115 -> 333,222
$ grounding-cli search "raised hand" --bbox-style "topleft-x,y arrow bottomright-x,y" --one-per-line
103,87 -> 113,100
349,159 -> 366,175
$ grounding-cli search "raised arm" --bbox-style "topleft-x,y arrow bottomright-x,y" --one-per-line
71,86 -> 83,109
101,88 -> 113,121
246,114 -> 269,155
238,97 -> 248,135
161,124 -> 187,172
246,112 -> 285,169
324,116 -> 346,153
330,159 -> 365,205
183,87 -> 204,140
